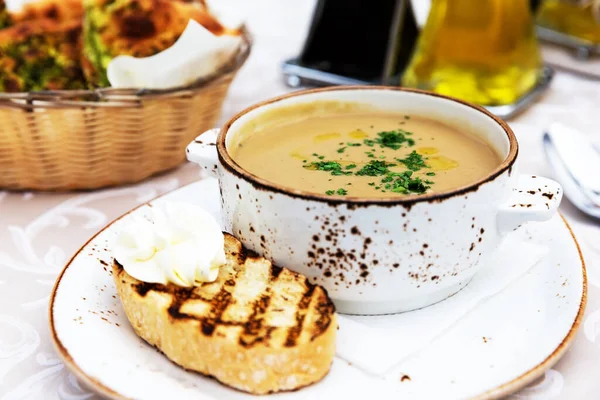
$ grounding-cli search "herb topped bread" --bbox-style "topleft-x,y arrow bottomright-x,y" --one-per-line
82,0 -> 237,87
0,18 -> 86,92
0,0 -> 86,92
113,232 -> 337,395
0,0 -> 11,29
0,0 -> 239,92
11,0 -> 83,24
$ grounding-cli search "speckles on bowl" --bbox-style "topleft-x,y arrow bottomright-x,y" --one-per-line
303,216 -> 383,288
217,167 -> 536,314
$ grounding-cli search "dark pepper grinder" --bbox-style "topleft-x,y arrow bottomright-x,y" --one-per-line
282,0 -> 419,87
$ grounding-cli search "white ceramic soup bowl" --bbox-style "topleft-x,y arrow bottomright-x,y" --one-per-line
186,87 -> 562,315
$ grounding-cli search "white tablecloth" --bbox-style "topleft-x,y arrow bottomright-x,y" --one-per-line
2,1 -> 600,398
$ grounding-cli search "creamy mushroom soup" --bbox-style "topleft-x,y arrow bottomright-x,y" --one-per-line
230,111 -> 501,198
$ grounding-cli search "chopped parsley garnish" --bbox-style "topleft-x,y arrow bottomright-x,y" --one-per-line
388,171 -> 430,194
304,161 -> 353,176
397,151 -> 427,171
325,188 -> 348,195
355,160 -> 396,176
404,115 -> 411,120
373,129 -> 415,150
302,126 -> 435,196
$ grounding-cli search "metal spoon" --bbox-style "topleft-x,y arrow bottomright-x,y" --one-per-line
543,123 -> 600,219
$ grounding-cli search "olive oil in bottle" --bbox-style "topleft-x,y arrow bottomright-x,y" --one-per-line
402,0 -> 543,106
537,0 -> 600,43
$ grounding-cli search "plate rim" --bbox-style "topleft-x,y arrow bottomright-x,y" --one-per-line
47,181 -> 588,400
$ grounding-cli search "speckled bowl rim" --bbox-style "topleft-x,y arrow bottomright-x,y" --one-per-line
47,180 -> 587,400
217,86 -> 519,205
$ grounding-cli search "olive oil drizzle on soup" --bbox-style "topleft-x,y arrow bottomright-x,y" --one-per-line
231,113 -> 501,198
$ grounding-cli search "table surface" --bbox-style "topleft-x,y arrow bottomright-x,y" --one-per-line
2,1 -> 600,399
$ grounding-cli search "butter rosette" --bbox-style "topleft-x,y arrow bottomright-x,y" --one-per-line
113,201 -> 226,287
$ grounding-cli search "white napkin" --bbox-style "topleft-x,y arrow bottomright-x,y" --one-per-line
107,20 -> 242,89
335,235 -> 549,377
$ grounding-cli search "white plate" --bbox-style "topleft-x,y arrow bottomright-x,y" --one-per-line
49,179 -> 586,400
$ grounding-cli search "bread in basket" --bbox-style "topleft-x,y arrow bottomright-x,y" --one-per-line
0,0 -> 250,190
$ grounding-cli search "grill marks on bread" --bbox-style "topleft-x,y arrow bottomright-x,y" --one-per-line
116,233 -> 334,348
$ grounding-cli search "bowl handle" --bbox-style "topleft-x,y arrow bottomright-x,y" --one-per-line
497,175 -> 563,235
186,128 -> 219,177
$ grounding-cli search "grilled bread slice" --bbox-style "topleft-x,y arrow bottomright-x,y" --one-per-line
113,232 -> 337,395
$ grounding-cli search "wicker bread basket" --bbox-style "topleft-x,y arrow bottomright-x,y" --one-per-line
0,34 -> 251,191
